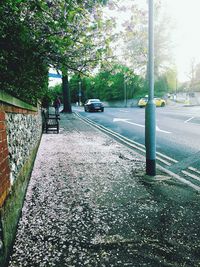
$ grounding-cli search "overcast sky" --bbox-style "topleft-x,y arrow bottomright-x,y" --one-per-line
106,0 -> 200,82
140,0 -> 200,81
164,0 -> 200,81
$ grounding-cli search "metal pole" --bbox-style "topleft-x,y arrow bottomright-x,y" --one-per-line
78,81 -> 81,106
124,75 -> 127,107
145,0 -> 156,176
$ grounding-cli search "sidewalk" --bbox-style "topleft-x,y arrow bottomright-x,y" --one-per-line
8,113 -> 200,267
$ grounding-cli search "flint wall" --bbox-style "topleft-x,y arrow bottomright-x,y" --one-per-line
0,91 -> 42,266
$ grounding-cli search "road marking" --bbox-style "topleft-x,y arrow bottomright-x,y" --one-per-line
158,165 -> 200,191
184,117 -> 194,123
75,113 -> 200,191
113,118 -> 171,134
188,166 -> 200,175
77,114 -> 175,165
113,118 -> 145,128
156,125 -> 171,134
73,107 -> 83,112
119,110 -> 130,113
182,170 -> 200,182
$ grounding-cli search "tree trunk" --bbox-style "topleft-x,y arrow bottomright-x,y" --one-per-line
62,74 -> 72,113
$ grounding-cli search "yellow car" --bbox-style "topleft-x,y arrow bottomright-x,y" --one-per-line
138,97 -> 166,108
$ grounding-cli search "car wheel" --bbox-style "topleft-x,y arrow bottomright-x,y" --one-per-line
161,102 -> 165,107
101,108 -> 104,112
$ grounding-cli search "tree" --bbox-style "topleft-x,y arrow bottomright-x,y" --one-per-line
41,0 -> 111,112
106,0 -> 176,88
0,0 -> 109,107
0,0 -> 49,104
68,63 -> 146,102
186,58 -> 200,93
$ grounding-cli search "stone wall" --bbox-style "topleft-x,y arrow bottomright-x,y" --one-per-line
0,92 -> 42,266
6,112 -> 42,184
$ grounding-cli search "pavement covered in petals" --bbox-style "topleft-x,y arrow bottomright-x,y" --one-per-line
9,113 -> 200,267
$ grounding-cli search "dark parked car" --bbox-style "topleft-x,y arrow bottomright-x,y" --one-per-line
84,99 -> 104,112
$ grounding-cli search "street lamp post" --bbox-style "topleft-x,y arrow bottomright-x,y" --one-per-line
145,0 -> 156,176
124,75 -> 127,107
78,81 -> 81,106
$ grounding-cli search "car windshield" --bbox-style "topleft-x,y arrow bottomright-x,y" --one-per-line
89,99 -> 100,102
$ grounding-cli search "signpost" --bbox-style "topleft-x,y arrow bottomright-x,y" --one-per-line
145,0 -> 156,176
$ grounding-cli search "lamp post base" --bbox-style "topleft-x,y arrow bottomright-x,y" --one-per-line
146,158 -> 156,176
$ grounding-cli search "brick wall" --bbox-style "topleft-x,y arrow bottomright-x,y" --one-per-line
0,111 -> 10,207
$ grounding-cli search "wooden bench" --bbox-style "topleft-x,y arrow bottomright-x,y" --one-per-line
42,111 -> 59,134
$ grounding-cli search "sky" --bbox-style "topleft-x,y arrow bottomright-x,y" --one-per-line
105,0 -> 200,82
134,0 -> 200,81
164,0 -> 200,81
49,68 -> 62,87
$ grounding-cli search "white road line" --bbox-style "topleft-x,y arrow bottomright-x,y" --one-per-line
113,118 -> 171,134
126,121 -> 145,128
182,170 -> 200,182
184,117 -> 194,123
89,120 -> 174,165
113,118 -> 144,127
119,110 -> 130,113
156,152 -> 177,163
158,165 -> 200,191
156,126 -> 171,134
77,114 -> 175,165
156,157 -> 172,166
76,113 -> 200,191
188,166 -> 200,175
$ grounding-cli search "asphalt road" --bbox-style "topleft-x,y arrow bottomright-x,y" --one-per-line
73,105 -> 200,173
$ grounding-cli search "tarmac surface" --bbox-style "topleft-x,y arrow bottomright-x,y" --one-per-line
8,113 -> 200,267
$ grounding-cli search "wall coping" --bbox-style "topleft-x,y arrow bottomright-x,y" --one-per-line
0,91 -> 37,112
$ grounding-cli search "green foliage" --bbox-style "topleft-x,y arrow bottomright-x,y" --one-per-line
69,64 -> 149,102
0,1 -> 48,104
42,84 -> 63,108
69,75 -> 82,103
68,62 -> 178,102
49,84 -> 63,100
0,0 -> 176,106
0,0 -> 108,105
164,68 -> 177,93
154,69 -> 177,97
154,76 -> 169,96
